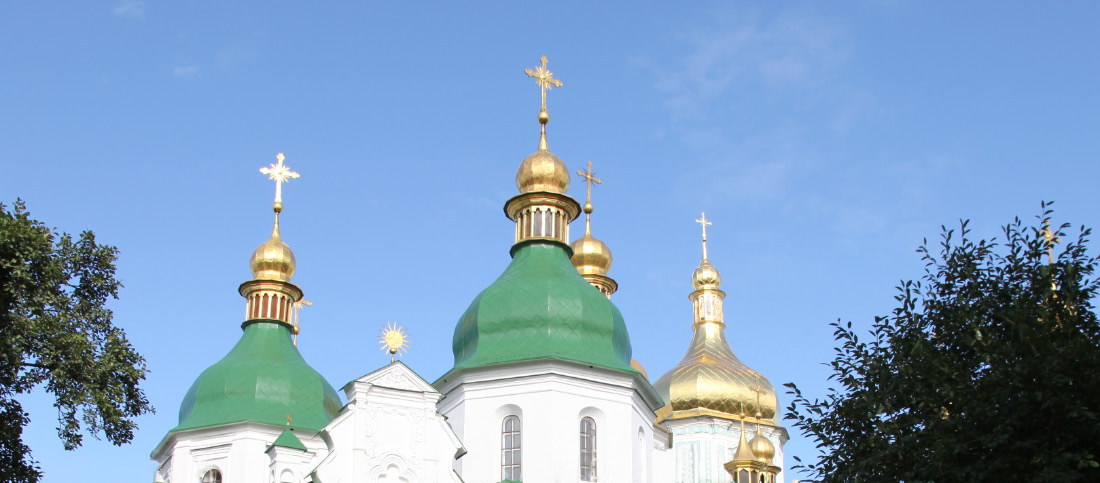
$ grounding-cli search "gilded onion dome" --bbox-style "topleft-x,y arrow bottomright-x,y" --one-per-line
570,161 -> 618,297
750,426 -> 776,464
653,213 -> 779,424
571,230 -> 612,276
516,144 -> 570,194
249,216 -> 296,282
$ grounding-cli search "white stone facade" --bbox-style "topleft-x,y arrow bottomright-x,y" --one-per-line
664,417 -> 788,483
152,362 -> 464,483
153,361 -> 786,483
434,359 -> 673,483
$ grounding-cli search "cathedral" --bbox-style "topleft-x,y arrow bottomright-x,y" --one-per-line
151,57 -> 788,483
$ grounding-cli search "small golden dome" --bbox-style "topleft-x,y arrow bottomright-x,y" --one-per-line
630,358 -> 649,380
571,234 -> 612,276
750,430 -> 775,463
516,149 -> 570,194
250,225 -> 296,282
692,261 -> 722,290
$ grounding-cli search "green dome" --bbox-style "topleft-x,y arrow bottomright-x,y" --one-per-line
452,240 -> 633,371
173,320 -> 343,432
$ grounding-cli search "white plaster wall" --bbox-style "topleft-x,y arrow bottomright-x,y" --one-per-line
664,417 -> 787,483
154,363 -> 465,483
436,360 -> 662,483
154,422 -> 327,483
313,362 -> 464,483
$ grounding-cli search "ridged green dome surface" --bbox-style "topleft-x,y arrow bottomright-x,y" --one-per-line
173,320 -> 342,432
452,241 -> 633,371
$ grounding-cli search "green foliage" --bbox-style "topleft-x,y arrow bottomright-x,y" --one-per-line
0,200 -> 152,482
786,203 -> 1100,482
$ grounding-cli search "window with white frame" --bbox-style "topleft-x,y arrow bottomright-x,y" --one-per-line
580,417 -> 597,481
502,415 -> 521,481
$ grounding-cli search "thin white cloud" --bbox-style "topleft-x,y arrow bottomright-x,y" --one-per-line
173,66 -> 201,79
113,1 -> 145,19
655,8 -> 851,121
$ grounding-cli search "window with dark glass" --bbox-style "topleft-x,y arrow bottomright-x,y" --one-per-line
580,417 -> 597,481
202,469 -> 222,483
502,415 -> 521,481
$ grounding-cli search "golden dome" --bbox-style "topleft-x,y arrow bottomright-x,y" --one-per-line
750,430 -> 776,464
630,358 -> 649,380
250,223 -> 296,282
571,233 -> 612,276
516,149 -> 570,194
653,322 -> 779,423
692,261 -> 721,290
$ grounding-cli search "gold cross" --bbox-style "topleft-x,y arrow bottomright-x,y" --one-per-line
695,212 -> 712,242
260,153 -> 300,206
292,299 -> 312,346
576,161 -> 602,206
1042,218 -> 1060,265
696,212 -> 713,261
525,55 -> 563,113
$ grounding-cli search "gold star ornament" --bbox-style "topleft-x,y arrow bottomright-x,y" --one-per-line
378,322 -> 411,363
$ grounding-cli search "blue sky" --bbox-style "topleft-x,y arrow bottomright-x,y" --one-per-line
2,2 -> 1099,481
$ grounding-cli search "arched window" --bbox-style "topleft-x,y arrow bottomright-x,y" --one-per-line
201,469 -> 222,483
502,415 -> 521,481
580,417 -> 597,481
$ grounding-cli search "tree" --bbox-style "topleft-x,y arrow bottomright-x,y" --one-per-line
786,203 -> 1100,482
0,200 -> 152,482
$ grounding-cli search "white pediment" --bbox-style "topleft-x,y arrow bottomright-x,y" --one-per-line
349,361 -> 437,394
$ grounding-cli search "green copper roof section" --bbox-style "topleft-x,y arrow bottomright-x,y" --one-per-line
268,427 -> 307,452
452,240 -> 633,371
174,320 -> 343,432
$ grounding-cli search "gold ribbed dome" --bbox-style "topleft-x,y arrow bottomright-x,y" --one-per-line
750,430 -> 776,464
516,149 -> 570,194
653,322 -> 779,422
250,223 -> 296,282
692,261 -> 721,290
571,233 -> 612,276
655,214 -> 778,424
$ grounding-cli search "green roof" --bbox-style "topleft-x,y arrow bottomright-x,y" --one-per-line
174,320 -> 343,432
451,240 -> 633,372
267,427 -> 307,451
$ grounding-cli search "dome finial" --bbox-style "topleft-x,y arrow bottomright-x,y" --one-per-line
695,212 -> 712,262
525,55 -> 563,152
691,212 -> 721,291
515,56 -> 571,195
570,161 -> 615,296
577,161 -> 601,236
251,153 -> 301,282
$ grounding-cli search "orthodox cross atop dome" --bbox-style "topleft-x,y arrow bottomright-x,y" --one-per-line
577,161 -> 602,234
525,55 -> 563,114
696,212 -> 713,261
525,55 -> 563,151
260,152 -> 300,213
